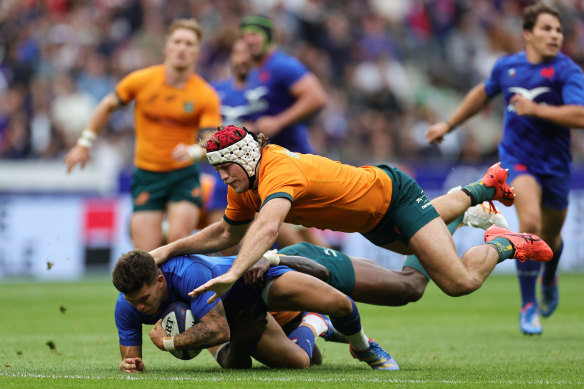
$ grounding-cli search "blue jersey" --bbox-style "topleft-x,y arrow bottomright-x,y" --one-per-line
245,50 -> 314,154
209,77 -> 252,211
211,78 -> 250,126
114,255 -> 291,346
484,51 -> 584,175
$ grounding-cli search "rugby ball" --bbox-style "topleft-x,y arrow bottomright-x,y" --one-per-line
161,301 -> 201,360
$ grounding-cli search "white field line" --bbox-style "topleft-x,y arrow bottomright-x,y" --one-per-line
0,372 -> 581,385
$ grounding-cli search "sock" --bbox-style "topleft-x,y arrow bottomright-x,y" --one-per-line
330,299 -> 369,351
288,325 -> 315,360
402,216 -> 463,281
462,181 -> 495,206
542,241 -> 563,285
301,313 -> 328,336
449,214 -> 465,232
516,260 -> 541,307
486,237 -> 515,262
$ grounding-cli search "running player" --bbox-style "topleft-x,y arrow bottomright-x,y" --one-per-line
64,19 -> 221,251
426,3 -> 584,334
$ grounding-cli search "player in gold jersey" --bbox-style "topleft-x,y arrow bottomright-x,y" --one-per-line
155,125 -> 553,293
64,19 -> 221,251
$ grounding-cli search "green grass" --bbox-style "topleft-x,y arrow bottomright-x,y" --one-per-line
1,274 -> 583,388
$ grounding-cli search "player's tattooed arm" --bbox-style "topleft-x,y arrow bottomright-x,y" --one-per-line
174,302 -> 230,350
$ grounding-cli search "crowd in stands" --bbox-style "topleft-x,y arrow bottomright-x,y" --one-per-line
2,0 -> 584,167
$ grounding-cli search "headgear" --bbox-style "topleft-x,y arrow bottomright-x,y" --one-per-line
239,15 -> 274,48
206,126 -> 262,188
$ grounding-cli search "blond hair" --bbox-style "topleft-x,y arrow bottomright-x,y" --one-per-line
167,18 -> 203,42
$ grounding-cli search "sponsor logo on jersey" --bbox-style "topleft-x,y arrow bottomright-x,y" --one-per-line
183,101 -> 194,113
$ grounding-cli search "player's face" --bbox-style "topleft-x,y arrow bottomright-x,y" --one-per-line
230,40 -> 252,80
216,163 -> 249,193
124,275 -> 165,316
525,13 -> 563,61
241,30 -> 266,60
164,28 -> 200,71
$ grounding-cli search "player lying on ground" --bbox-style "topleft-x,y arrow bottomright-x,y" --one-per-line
151,126 -> 552,305
113,249 -> 397,373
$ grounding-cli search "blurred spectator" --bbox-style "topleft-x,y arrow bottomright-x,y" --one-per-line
1,0 -> 584,164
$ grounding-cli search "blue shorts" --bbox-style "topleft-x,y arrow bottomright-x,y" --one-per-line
207,168 -> 228,212
501,159 -> 570,210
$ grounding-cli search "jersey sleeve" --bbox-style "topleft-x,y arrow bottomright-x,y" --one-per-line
223,186 -> 256,225
257,150 -> 307,207
114,293 -> 143,347
560,62 -> 584,106
198,85 -> 222,130
115,69 -> 147,104
274,55 -> 309,91
484,57 -> 504,98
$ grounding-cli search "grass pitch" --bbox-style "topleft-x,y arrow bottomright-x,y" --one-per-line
1,274 -> 583,388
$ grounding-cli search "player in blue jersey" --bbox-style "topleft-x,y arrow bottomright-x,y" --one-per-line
426,3 -> 584,335
113,249 -> 398,372
239,14 -> 326,154
239,15 -> 328,246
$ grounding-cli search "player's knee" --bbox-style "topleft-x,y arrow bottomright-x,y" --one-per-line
441,278 -> 478,297
518,214 -> 541,235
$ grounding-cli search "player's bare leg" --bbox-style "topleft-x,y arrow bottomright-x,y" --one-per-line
130,211 -> 164,251
350,257 -> 428,306
400,217 -> 500,297
431,190 -> 473,225
252,314 -> 310,368
166,201 -> 201,243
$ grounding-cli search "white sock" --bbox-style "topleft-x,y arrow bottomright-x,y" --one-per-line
301,313 -> 329,336
346,329 -> 370,351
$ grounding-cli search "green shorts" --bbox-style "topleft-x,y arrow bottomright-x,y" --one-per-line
278,242 -> 356,296
362,165 -> 439,247
131,164 -> 202,212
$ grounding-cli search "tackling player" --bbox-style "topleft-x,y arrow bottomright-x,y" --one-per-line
150,126 -> 553,325
64,19 -> 221,251
426,3 -> 584,334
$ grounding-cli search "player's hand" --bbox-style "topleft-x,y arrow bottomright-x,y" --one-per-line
425,122 -> 450,145
510,94 -> 538,116
119,357 -> 145,373
189,273 -> 238,303
243,257 -> 269,289
63,145 -> 90,173
148,319 -> 166,351
254,116 -> 283,137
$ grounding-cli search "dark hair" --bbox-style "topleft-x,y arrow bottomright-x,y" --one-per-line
523,2 -> 561,31
112,249 -> 159,294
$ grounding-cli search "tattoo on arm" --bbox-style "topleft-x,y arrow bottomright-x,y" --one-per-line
173,303 -> 230,350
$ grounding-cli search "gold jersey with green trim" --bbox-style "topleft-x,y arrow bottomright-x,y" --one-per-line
224,145 -> 393,233
116,65 -> 221,172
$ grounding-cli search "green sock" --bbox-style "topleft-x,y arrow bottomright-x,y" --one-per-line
461,180 -> 495,206
486,237 -> 515,263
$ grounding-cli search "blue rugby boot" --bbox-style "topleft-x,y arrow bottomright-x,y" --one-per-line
519,302 -> 542,335
350,339 -> 399,371
539,276 -> 559,318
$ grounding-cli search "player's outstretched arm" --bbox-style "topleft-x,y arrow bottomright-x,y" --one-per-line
64,92 -> 122,173
426,82 -> 490,145
119,345 -> 144,373
150,219 -> 248,265
190,198 -> 291,302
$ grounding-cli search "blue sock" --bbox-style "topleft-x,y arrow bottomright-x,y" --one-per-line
542,241 -> 563,285
288,325 -> 315,360
329,298 -> 362,336
516,260 -> 541,307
